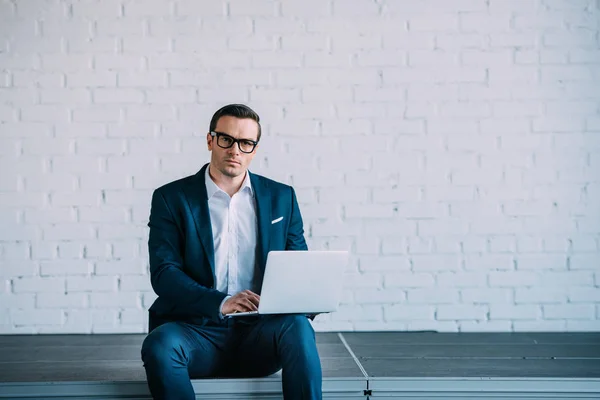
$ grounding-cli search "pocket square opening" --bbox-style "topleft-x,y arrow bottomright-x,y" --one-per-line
271,217 -> 283,224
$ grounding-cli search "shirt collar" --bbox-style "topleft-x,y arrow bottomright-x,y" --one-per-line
205,164 -> 253,199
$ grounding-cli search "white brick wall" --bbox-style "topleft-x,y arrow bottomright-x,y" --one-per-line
1,0 -> 599,333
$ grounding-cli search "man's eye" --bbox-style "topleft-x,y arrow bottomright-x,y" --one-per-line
241,140 -> 254,147
221,136 -> 233,143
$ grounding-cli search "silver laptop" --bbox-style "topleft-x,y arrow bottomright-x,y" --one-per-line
226,250 -> 348,317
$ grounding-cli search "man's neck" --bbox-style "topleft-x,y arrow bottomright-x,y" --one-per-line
208,164 -> 245,197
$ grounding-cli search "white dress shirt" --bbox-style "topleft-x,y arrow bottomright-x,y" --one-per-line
205,165 -> 258,313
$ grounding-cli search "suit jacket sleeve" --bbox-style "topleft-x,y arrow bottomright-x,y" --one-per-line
285,187 -> 308,251
148,189 -> 227,322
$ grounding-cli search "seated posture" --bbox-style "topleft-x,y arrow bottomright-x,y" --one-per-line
141,104 -> 322,400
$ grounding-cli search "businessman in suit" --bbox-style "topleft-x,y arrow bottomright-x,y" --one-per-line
141,104 -> 322,399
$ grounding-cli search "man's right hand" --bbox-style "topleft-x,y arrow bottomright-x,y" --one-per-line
221,290 -> 260,315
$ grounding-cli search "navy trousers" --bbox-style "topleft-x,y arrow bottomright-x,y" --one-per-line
141,314 -> 322,400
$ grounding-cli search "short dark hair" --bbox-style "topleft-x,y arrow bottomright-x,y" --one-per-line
209,104 -> 261,142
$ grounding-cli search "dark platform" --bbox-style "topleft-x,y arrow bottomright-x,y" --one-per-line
1,332 -> 599,399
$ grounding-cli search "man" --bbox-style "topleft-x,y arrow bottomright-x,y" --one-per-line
141,104 -> 322,400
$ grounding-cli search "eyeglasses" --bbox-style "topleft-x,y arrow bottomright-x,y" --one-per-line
210,131 -> 258,154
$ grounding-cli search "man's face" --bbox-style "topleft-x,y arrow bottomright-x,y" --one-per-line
207,115 -> 259,178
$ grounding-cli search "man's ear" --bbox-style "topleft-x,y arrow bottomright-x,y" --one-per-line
207,132 -> 213,151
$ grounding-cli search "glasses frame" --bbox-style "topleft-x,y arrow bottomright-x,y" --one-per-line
209,131 -> 258,154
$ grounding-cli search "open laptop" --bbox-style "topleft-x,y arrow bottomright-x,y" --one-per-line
225,250 -> 348,318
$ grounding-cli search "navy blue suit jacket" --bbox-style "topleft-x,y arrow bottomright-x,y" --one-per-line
147,163 -> 308,329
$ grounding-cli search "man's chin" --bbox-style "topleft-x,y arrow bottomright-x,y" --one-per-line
221,164 -> 243,178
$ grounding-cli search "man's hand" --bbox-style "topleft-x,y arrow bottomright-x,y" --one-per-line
221,290 -> 260,315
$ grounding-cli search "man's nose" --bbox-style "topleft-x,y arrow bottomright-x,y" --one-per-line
227,142 -> 241,155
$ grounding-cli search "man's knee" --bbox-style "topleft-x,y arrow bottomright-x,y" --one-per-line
275,315 -> 315,342
141,323 -> 185,366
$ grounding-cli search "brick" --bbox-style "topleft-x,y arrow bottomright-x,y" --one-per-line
463,255 -> 514,271
68,36 -> 118,53
97,224 -> 146,240
331,305 -> 383,321
282,35 -> 328,51
65,71 -> 117,88
123,0 -> 172,16
381,237 -> 407,255
37,293 -> 87,308
385,305 -> 434,320
460,14 -> 511,32
21,105 -> 69,123
489,271 -> 539,287
12,72 -> 62,89
40,89 -> 91,104
21,138 -> 70,156
90,292 -> 139,308
543,0 -> 590,9
542,65 -> 595,82
514,320 -> 566,331
517,254 -> 568,270
95,259 -> 146,275
26,208 -> 74,224
568,287 -> 600,302
515,288 -> 568,303
410,14 -> 459,31
93,88 -> 144,104
40,260 -> 92,276
119,275 -> 152,292
354,289 -> 405,304
0,192 -> 43,209
407,288 -> 459,304
489,66 -> 539,84
0,294 -> 35,309
67,276 -> 117,292
489,0 -> 539,12
435,236 -> 465,253
490,304 -> 540,320
13,277 -> 65,293
1,243 -> 30,260
42,54 -> 92,71
436,305 -> 488,320
52,156 -> 101,174
385,272 -> 434,288
436,33 -> 484,49
570,254 -> 600,270
0,260 -> 37,278
56,242 -> 84,259
460,320 -> 512,332
118,71 -> 167,87
12,310 -> 62,326
359,256 -> 410,272
566,320 -> 600,331
544,304 -> 594,319
44,224 -> 95,241
10,37 -> 62,53
570,49 -> 600,63
0,55 -> 36,69
411,255 -> 461,271
120,309 -> 147,325
461,288 -> 513,303
437,272 -> 487,287
383,32 -> 436,50
67,309 -> 118,328
387,0 -> 486,13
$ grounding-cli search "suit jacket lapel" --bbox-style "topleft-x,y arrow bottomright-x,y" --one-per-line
183,164 -> 216,278
250,171 -> 271,274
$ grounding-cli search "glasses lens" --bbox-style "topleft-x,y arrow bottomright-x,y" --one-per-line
239,140 -> 255,153
217,135 -> 233,148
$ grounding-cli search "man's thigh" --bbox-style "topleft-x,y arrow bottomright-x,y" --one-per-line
227,315 -> 316,377
142,320 -> 234,378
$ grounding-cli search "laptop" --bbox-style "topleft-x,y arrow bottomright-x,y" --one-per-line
225,250 -> 348,318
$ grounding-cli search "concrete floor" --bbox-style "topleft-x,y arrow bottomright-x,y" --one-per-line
1,331 -> 599,399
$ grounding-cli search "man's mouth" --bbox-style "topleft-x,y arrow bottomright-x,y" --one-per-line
225,159 -> 240,165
